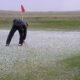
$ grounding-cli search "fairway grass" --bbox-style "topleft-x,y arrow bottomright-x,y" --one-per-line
0,55 -> 80,80
0,30 -> 80,80
28,20 -> 80,31
1,20 -> 80,31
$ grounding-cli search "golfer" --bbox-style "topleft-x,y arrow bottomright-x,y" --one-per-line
6,18 -> 28,46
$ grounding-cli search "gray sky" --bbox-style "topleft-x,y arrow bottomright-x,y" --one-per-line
0,0 -> 80,11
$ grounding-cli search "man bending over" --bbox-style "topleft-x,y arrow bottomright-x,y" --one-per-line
6,19 -> 28,46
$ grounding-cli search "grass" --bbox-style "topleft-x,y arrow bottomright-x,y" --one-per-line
29,20 -> 80,30
62,55 -> 80,68
0,11 -> 80,30
0,16 -> 80,30
58,55 -> 80,80
0,54 -> 80,80
0,12 -> 80,80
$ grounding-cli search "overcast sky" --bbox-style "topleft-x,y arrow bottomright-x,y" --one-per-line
0,0 -> 80,11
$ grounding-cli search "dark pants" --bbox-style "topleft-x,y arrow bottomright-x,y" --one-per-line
6,19 -> 28,45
